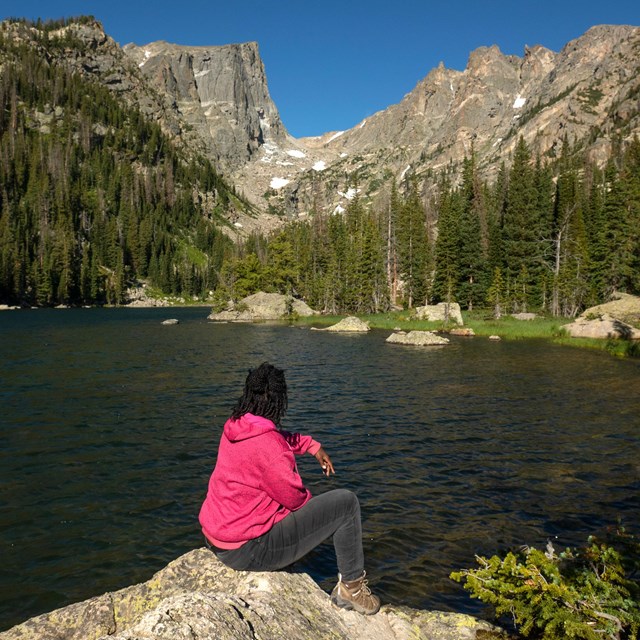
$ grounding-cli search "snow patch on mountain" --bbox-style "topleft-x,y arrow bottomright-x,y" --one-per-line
513,95 -> 526,109
326,131 -> 345,144
270,177 -> 290,189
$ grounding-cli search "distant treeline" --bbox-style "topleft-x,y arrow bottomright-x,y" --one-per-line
218,136 -> 640,317
0,23 -> 235,306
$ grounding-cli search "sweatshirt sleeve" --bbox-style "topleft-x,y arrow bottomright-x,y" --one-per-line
280,430 -> 321,456
261,449 -> 312,511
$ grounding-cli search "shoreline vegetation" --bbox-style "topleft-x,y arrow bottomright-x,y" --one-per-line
3,300 -> 639,358
296,311 -> 640,358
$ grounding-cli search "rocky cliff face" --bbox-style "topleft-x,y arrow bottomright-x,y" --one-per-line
123,40 -> 292,171
0,549 -> 509,640
280,24 -> 640,217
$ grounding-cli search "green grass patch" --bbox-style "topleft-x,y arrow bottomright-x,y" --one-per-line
463,311 -> 570,340
554,335 -> 640,358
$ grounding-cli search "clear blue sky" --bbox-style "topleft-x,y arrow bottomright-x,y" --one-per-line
3,1 -> 639,138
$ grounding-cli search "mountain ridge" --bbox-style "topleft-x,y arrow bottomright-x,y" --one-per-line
3,17 -> 639,226
272,23 -> 640,218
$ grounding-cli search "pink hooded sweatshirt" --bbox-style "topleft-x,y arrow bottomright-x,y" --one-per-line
199,413 -> 321,549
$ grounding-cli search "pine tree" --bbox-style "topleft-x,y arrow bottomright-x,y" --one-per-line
432,175 -> 461,304
385,182 -> 401,306
457,155 -> 488,310
265,232 -> 299,295
396,175 -> 431,308
502,137 -> 540,312
487,267 -> 505,319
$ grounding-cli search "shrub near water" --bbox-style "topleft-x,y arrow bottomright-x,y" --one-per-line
451,528 -> 640,639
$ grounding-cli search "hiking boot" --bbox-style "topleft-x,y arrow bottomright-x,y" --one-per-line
330,571 -> 381,615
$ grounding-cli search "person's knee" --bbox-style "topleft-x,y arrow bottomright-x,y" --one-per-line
333,488 -> 360,514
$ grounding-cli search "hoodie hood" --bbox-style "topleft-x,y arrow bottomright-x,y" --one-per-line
223,412 -> 277,443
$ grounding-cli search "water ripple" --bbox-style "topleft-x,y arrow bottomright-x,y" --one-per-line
0,309 -> 639,630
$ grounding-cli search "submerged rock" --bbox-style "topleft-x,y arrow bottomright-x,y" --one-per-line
386,330 -> 450,346
315,316 -> 371,332
1,549 -> 509,640
208,292 -> 317,321
415,303 -> 463,325
161,318 -> 179,325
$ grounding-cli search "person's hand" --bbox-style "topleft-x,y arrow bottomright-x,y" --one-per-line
314,447 -> 334,476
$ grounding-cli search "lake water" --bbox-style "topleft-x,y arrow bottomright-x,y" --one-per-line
1,307 -> 639,631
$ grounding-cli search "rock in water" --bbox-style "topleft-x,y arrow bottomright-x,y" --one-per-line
449,328 -> 475,336
386,331 -> 450,346
317,316 -> 371,332
0,549 -> 509,640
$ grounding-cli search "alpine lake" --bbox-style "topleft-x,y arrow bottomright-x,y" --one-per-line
1,306 -> 639,631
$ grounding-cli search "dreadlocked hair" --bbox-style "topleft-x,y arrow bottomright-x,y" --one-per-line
231,362 -> 288,426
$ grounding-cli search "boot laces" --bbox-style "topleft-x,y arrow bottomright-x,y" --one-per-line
357,577 -> 372,596
343,572 -> 372,598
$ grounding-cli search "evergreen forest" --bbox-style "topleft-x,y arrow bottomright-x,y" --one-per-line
0,18 -> 236,306
218,137 -> 640,317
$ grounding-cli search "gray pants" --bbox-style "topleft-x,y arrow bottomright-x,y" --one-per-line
207,488 -> 365,581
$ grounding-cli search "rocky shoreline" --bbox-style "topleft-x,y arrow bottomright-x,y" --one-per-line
0,549 -> 509,640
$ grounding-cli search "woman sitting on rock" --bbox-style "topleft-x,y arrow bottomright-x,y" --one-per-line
199,362 -> 380,615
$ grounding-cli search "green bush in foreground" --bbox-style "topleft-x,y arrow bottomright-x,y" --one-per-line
451,529 -> 640,639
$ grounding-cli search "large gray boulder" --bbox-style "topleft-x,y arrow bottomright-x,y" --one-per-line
563,313 -> 640,340
208,292 -> 317,321
0,549 -> 508,640
579,292 -> 640,326
386,331 -> 450,346
415,303 -> 463,325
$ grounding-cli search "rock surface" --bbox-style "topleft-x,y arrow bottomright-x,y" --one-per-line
563,313 -> 640,340
0,549 -> 509,640
123,40 -> 290,173
415,303 -> 464,325
315,316 -> 371,332
125,283 -> 169,307
386,331 -> 450,346
562,293 -> 640,339
449,328 -> 476,336
208,292 -> 317,321
579,292 -> 640,326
